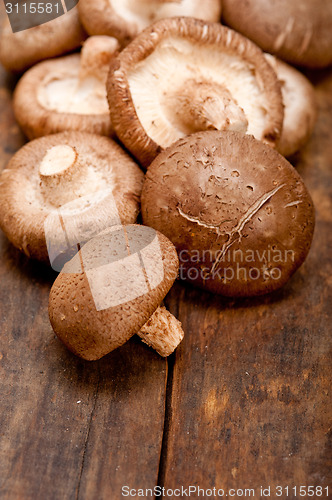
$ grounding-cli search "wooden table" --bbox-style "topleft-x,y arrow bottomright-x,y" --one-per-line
0,35 -> 331,500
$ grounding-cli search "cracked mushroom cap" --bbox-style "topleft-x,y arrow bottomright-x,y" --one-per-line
0,132 -> 144,266
78,0 -> 222,46
141,131 -> 315,297
265,54 -> 317,158
49,224 -> 182,360
13,36 -> 120,139
107,17 -> 284,168
222,0 -> 332,69
0,7 -> 85,73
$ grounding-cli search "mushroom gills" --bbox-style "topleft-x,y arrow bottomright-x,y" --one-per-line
265,53 -> 317,157
111,0 -> 214,31
127,36 -> 270,147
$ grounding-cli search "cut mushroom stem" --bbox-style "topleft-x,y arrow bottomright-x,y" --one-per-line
167,81 -> 249,134
138,305 -> 184,357
39,145 -> 89,207
79,36 -> 120,81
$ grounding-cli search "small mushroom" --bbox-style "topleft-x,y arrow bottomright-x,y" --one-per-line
13,36 -> 120,139
0,132 -> 144,265
107,17 -> 284,167
0,7 -> 86,73
141,130 -> 315,297
49,224 -> 184,360
222,0 -> 332,69
78,0 -> 222,46
265,54 -> 317,157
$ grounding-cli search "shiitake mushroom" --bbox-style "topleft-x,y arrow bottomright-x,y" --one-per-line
141,130 -> 315,297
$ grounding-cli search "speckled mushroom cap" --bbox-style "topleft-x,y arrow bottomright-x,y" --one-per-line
222,0 -> 332,69
0,132 -> 144,265
78,0 -> 222,46
13,36 -> 120,139
107,17 -> 284,168
49,224 -> 179,360
265,54 -> 317,157
0,7 -> 86,73
141,131 -> 315,297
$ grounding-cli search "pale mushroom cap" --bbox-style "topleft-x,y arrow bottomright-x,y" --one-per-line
13,36 -> 120,139
0,7 -> 86,73
222,0 -> 332,68
0,132 -> 144,264
141,131 -> 315,297
265,54 -> 317,157
49,225 -> 179,360
107,17 -> 284,167
79,0 -> 222,45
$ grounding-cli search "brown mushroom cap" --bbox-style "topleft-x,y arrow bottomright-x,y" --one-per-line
49,224 -> 181,360
222,0 -> 332,69
13,36 -> 120,139
107,17 -> 284,168
78,0 -> 222,46
0,7 -> 86,73
0,132 -> 144,265
265,54 -> 317,157
141,130 -> 315,297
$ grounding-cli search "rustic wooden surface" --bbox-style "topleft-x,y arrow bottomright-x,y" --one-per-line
0,13 -> 331,500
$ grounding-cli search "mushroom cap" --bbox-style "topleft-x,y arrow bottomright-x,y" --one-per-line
222,0 -> 332,69
265,55 -> 317,157
0,7 -> 86,73
49,224 -> 179,360
78,0 -> 222,46
107,17 -> 284,168
0,132 -> 144,265
13,38 -> 117,139
141,130 -> 315,297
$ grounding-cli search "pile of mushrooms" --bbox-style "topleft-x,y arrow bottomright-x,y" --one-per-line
0,2 -> 323,361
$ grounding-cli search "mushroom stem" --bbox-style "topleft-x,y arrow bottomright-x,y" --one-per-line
39,145 -> 89,207
138,306 -> 184,357
167,81 -> 249,134
79,36 -> 120,82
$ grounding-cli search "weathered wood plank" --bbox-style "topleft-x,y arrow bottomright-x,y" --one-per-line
162,70 -> 332,498
0,55 -> 167,500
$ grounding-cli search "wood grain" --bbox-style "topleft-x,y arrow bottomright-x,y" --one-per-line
162,70 -> 332,498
